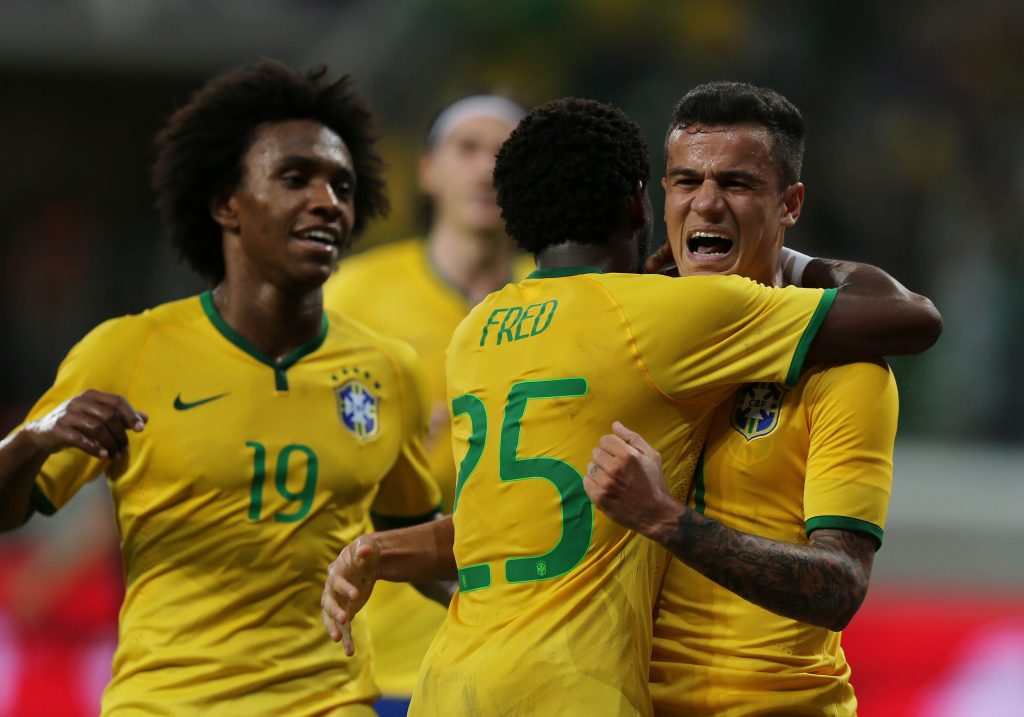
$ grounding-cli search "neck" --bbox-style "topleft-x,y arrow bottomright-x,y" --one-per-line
211,278 -> 324,361
428,223 -> 514,303
535,241 -> 628,274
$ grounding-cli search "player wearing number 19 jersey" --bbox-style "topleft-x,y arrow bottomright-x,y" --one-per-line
25,292 -> 440,715
0,61 -> 443,716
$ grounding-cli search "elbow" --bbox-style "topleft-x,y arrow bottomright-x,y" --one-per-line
914,295 -> 944,352
893,293 -> 943,355
824,576 -> 871,632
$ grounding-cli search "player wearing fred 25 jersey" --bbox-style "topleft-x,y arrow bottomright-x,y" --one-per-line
322,98 -> 939,716
0,61 -> 440,716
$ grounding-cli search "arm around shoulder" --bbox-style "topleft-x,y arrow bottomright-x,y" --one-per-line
801,256 -> 943,363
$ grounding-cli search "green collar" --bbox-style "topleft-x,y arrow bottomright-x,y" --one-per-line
199,290 -> 328,390
526,265 -> 604,280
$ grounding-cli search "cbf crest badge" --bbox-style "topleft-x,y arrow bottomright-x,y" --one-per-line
336,380 -> 379,441
730,382 -> 787,441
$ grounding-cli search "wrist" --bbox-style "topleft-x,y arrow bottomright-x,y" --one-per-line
645,498 -> 687,547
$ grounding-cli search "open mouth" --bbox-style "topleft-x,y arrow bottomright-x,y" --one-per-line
293,228 -> 339,246
686,231 -> 734,258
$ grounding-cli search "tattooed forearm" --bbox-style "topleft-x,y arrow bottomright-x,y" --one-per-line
665,513 -> 877,631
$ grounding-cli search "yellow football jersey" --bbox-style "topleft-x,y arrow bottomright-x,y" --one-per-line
650,361 -> 897,717
323,237 -> 533,695
410,268 -> 837,717
21,291 -> 440,717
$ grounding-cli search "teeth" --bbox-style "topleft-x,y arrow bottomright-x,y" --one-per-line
691,231 -> 730,240
304,230 -> 335,245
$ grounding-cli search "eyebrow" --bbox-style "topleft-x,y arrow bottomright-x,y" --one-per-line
277,154 -> 355,180
666,167 -> 764,185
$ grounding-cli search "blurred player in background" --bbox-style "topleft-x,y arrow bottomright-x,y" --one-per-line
0,60 -> 442,716
585,81 -> 915,716
323,94 -> 528,715
322,97 -> 941,716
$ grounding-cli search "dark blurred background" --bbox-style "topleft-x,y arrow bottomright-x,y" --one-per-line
0,1 -> 1021,715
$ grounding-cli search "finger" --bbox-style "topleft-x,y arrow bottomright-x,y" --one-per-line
612,422 -> 649,451
63,413 -> 123,458
590,445 -> 616,470
79,403 -> 130,451
321,585 -> 352,626
341,622 -> 355,657
54,426 -> 107,459
598,433 -> 636,457
321,605 -> 341,642
92,393 -> 147,432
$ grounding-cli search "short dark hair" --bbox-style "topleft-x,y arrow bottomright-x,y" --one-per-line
152,59 -> 388,284
493,98 -> 649,254
667,81 -> 805,188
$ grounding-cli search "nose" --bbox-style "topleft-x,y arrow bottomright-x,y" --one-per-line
309,180 -> 342,219
691,180 -> 724,220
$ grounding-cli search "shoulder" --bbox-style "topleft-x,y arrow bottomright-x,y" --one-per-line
325,310 -> 420,375
801,360 -> 898,421
70,295 -> 202,362
805,360 -> 896,397
332,238 -> 424,283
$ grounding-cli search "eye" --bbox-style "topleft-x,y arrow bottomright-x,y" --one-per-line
332,178 -> 354,199
673,177 -> 700,187
282,172 -> 308,188
723,181 -> 749,189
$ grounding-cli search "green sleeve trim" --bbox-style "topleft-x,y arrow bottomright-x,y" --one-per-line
785,287 -> 838,387
31,484 -> 57,516
693,446 -> 707,515
805,515 -> 884,546
370,502 -> 443,529
526,266 -> 603,280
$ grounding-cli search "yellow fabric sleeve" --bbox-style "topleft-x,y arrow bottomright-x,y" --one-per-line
803,361 -> 898,544
24,316 -> 147,513
612,273 -> 835,399
371,336 -> 442,520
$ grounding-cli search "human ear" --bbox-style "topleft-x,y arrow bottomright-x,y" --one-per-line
210,190 -> 240,232
781,182 -> 805,227
627,181 -> 647,229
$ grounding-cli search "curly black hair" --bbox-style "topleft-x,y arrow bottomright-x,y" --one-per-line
152,59 -> 388,284
667,81 -> 805,188
492,98 -> 649,255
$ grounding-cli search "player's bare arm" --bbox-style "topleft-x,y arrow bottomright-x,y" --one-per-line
372,512 -> 458,606
646,244 -> 943,359
322,516 -> 456,654
798,253 -> 943,361
0,390 -> 146,530
586,422 -> 874,631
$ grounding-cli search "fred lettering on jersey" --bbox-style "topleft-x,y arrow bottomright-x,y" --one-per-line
479,300 -> 558,347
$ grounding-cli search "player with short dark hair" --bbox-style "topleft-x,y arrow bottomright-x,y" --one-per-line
322,93 -> 530,711
665,79 -> 805,187
0,60 -> 439,716
321,97 -> 940,716
587,81 -> 912,716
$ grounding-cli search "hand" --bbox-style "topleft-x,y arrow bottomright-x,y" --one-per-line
644,241 -> 679,277
584,422 -> 683,543
22,390 -> 147,461
321,537 -> 381,656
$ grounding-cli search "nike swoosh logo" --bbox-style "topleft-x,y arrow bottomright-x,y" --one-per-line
173,392 -> 231,410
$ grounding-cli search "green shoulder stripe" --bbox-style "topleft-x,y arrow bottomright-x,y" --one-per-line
785,287 -> 838,387
31,484 -> 57,516
805,515 -> 884,546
